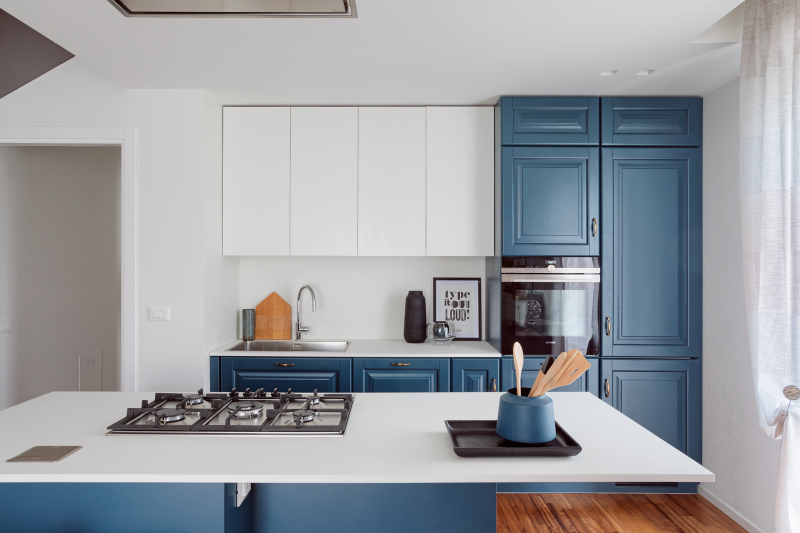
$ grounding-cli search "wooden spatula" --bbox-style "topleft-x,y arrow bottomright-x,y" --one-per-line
512,342 -> 525,396
533,350 -> 578,396
547,350 -> 591,391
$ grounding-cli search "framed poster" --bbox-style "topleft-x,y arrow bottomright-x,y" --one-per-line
432,278 -> 482,341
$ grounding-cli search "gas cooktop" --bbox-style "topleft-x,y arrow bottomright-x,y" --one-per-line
107,388 -> 355,436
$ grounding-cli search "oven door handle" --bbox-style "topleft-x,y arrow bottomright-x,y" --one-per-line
501,274 -> 601,283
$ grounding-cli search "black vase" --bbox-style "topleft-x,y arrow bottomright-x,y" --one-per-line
403,291 -> 427,343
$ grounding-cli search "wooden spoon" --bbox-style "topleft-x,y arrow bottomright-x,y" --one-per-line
512,342 -> 524,396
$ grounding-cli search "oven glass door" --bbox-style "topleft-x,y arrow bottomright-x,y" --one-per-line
501,279 -> 600,356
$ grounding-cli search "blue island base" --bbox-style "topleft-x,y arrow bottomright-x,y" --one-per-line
0,482 -> 497,533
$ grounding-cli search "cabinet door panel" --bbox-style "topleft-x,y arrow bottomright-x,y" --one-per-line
358,107 -> 426,256
223,107 -> 290,256
353,358 -> 449,392
501,356 -> 599,396
501,97 -> 600,145
426,107 -> 495,256
290,107 -> 358,256
451,359 -> 500,392
601,148 -> 701,358
220,357 -> 351,393
601,97 -> 702,146
502,147 -> 599,256
600,358 -> 700,462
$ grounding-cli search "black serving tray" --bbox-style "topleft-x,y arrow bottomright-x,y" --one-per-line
444,420 -> 582,457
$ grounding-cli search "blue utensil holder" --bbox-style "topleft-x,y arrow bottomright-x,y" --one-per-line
496,388 -> 557,443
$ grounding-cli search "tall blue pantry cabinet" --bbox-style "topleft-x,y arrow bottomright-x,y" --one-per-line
490,97 -> 703,472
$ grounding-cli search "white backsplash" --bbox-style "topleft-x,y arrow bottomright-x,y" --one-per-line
239,256 -> 487,340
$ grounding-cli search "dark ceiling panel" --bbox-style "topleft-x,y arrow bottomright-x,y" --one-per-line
0,8 -> 74,99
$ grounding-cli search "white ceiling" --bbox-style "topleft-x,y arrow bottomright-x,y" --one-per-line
0,0 -> 743,105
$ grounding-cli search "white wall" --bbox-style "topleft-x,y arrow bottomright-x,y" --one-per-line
0,146 -> 121,409
701,77 -> 782,533
238,257 -> 486,340
0,58 -> 238,393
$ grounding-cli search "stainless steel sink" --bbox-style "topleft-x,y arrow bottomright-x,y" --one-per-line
228,340 -> 350,353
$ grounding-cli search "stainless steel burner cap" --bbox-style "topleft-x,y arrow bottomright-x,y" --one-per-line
229,402 -> 264,418
307,396 -> 320,406
155,409 -> 186,423
293,409 -> 316,422
183,394 -> 203,405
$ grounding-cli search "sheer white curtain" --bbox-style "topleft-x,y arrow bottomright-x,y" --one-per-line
740,1 -> 800,531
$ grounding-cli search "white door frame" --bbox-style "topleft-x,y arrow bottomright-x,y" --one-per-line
0,127 -> 138,392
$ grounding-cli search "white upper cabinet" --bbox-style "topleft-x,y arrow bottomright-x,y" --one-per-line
358,107 -> 427,256
426,107 -> 495,256
223,107 -> 291,256
290,107 -> 359,256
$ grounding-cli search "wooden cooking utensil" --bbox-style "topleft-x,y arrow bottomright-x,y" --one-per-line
532,349 -> 580,397
531,351 -> 566,397
512,342 -> 525,396
549,350 -> 592,390
528,354 -> 554,397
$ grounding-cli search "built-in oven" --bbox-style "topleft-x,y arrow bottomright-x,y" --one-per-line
501,257 -> 600,357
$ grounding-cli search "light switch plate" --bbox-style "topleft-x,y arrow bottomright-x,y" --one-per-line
0,320 -> 11,334
148,306 -> 171,321
79,352 -> 102,391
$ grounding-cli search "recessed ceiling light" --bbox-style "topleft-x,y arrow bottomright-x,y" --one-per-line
108,0 -> 356,17
636,70 -> 656,76
600,70 -> 618,76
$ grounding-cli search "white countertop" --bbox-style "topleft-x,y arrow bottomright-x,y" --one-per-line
0,391 -> 713,484
210,339 -> 501,358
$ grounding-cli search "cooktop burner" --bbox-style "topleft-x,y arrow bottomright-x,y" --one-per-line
107,388 -> 354,436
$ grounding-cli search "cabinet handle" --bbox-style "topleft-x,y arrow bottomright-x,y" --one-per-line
605,379 -> 610,398
491,378 -> 497,392
391,362 -> 411,366
592,218 -> 598,237
606,317 -> 611,336
274,363 -> 294,367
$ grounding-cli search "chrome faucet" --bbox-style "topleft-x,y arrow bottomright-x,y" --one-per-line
296,285 -> 317,339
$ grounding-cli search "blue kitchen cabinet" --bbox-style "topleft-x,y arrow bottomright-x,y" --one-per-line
500,97 -> 600,145
353,358 -> 450,392
451,358 -> 501,392
0,483 -> 250,533
502,146 -> 599,256
218,357 -> 352,393
601,97 -> 702,147
600,358 -> 701,462
600,147 -> 702,358
501,356 -> 599,396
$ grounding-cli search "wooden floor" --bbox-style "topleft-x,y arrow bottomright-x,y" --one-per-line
497,493 -> 748,533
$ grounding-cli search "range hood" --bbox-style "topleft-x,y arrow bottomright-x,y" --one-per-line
108,0 -> 355,17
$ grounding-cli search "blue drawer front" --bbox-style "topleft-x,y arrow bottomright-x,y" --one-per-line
220,357 -> 352,393
601,97 -> 702,146
501,97 -> 600,145
353,358 -> 450,392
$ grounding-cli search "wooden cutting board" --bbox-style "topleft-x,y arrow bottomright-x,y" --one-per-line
255,292 -> 292,340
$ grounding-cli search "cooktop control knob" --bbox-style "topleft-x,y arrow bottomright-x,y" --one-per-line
547,264 -> 555,272
229,388 -> 238,398
272,388 -> 280,397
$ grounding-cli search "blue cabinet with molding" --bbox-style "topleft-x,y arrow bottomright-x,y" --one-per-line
353,358 -> 450,392
600,147 -> 702,359
451,358 -> 500,392
601,97 -> 702,146
500,97 -> 600,145
600,358 -> 701,462
501,146 -> 600,256
218,357 -> 352,393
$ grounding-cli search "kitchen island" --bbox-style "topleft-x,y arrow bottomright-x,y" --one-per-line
0,391 -> 713,532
